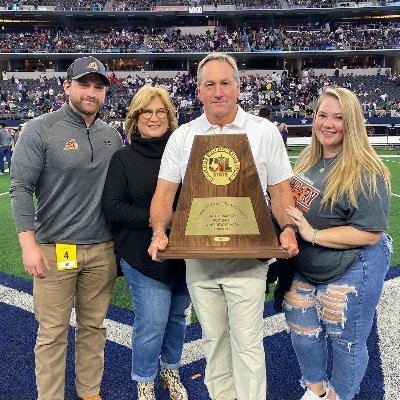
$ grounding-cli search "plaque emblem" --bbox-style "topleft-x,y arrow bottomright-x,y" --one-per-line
202,146 -> 240,186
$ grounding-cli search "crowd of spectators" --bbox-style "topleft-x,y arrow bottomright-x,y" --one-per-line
0,21 -> 399,54
54,0 -> 107,10
109,0 -> 154,11
0,0 -> 393,11
287,0 -> 336,8
108,0 -> 280,12
1,0 -> 107,10
1,68 -> 399,123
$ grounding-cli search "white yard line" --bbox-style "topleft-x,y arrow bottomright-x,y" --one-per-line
0,284 -> 285,366
377,278 -> 400,400
1,276 -> 398,385
2,274 -> 400,398
0,192 -> 9,196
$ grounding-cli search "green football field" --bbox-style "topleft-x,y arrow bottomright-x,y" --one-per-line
1,146 -> 399,310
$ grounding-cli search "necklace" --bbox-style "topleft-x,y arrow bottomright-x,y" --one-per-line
319,154 -> 339,173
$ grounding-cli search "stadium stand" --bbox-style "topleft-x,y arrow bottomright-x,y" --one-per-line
0,1 -> 399,137
1,71 -> 399,128
0,22 -> 399,53
0,22 -> 400,53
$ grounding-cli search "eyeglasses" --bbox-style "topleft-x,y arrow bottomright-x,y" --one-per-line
139,108 -> 169,120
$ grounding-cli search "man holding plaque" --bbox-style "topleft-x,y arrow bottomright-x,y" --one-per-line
149,53 -> 298,400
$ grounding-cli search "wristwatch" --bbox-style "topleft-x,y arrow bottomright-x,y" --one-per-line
280,223 -> 298,233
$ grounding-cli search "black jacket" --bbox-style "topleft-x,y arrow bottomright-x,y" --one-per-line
102,133 -> 185,282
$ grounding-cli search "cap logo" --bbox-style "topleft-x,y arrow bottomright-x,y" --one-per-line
87,61 -> 99,71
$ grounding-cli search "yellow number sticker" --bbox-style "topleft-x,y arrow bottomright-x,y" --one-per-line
56,244 -> 77,270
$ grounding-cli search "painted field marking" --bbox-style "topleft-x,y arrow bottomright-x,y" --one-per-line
376,278 -> 400,400
0,275 -> 398,379
0,283 -> 285,366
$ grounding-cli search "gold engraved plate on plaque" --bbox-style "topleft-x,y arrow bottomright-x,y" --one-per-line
202,146 -> 240,186
185,197 -> 260,236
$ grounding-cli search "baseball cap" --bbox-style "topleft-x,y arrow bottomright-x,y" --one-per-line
66,57 -> 110,85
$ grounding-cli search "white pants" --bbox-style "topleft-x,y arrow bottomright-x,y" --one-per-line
186,258 -> 268,400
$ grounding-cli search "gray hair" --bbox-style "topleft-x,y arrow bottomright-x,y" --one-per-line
197,52 -> 239,86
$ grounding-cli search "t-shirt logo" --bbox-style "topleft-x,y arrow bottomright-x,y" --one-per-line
290,176 -> 320,212
64,139 -> 78,151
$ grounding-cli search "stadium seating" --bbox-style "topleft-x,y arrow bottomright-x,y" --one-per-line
0,1 -> 398,133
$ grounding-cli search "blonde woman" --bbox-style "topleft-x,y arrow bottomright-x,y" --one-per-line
278,122 -> 288,149
284,87 -> 392,400
102,86 -> 190,400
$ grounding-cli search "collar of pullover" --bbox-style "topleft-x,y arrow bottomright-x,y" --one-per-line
63,103 -> 100,128
130,131 -> 171,159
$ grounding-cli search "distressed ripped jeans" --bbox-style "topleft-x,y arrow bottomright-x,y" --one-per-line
284,235 -> 392,400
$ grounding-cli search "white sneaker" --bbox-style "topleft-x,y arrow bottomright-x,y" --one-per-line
300,388 -> 328,400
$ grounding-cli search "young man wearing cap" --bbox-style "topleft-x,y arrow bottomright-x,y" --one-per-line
10,57 -> 122,400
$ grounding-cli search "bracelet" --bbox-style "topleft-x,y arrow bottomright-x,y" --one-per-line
280,223 -> 297,233
152,230 -> 166,238
311,228 -> 318,246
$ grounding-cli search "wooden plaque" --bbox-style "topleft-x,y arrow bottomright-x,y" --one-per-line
158,134 -> 288,259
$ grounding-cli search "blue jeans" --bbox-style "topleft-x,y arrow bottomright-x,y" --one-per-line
120,258 -> 191,382
0,145 -> 11,172
284,235 -> 392,400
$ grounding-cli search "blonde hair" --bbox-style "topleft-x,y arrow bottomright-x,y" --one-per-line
197,52 -> 239,85
295,87 -> 391,208
279,123 -> 288,131
125,85 -> 178,140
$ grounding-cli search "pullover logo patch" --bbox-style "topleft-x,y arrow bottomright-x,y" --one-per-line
64,139 -> 79,151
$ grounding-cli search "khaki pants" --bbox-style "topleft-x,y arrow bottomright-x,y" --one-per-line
186,259 -> 268,400
34,241 -> 117,400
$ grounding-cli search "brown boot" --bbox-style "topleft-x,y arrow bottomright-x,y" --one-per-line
137,381 -> 156,400
160,369 -> 188,400
79,395 -> 102,400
